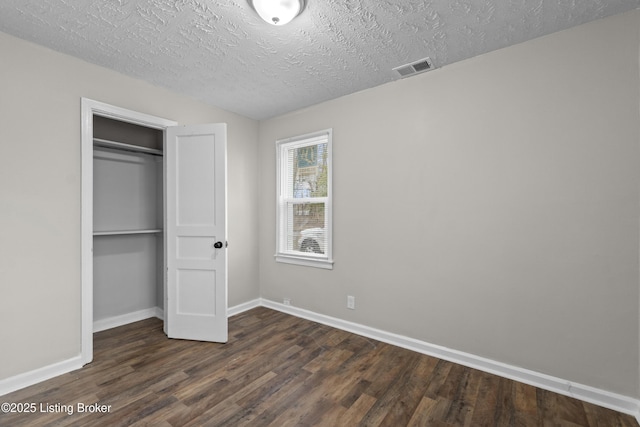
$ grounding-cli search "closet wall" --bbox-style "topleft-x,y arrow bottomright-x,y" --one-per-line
93,116 -> 164,325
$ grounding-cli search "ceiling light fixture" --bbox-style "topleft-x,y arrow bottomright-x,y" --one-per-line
248,0 -> 306,26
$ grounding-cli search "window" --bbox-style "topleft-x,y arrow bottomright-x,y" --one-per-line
276,129 -> 333,269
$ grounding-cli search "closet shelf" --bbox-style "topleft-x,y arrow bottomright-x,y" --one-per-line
93,138 -> 163,156
93,229 -> 163,236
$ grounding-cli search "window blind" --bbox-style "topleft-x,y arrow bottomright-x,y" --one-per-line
276,129 -> 332,268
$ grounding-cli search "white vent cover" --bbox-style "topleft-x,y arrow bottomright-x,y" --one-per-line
392,57 -> 435,78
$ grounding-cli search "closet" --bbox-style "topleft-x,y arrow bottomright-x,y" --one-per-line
81,98 -> 228,357
92,116 -> 165,329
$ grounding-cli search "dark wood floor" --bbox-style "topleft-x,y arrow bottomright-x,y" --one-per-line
1,307 -> 637,426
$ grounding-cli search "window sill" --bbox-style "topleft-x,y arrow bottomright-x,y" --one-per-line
275,254 -> 334,270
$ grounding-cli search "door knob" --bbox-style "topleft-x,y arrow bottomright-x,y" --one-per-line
213,241 -> 224,249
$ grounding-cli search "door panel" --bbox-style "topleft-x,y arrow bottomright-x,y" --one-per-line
177,270 -> 216,315
166,124 -> 227,342
176,134 -> 217,225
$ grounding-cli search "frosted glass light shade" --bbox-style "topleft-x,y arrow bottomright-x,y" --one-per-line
249,0 -> 304,25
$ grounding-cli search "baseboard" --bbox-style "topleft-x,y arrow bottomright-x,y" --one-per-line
1,302 -> 253,397
228,298 -> 261,317
4,298 -> 640,420
91,300 -> 262,332
260,298 -> 640,419
0,355 -> 84,397
93,307 -> 163,332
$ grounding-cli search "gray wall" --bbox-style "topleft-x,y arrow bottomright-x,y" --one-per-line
2,8 -> 639,401
0,31 -> 260,380
257,10 -> 640,397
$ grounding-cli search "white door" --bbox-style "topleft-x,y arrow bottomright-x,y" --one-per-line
165,123 -> 227,342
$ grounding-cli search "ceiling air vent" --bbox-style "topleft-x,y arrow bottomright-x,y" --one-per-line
393,57 -> 434,78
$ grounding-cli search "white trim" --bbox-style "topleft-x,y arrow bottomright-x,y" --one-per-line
259,298 -> 640,419
93,307 -> 164,333
228,299 -> 262,317
275,129 -> 333,269
2,301 -> 253,396
81,98 -> 177,367
0,356 -> 83,397
5,296 -> 640,421
275,254 -> 334,269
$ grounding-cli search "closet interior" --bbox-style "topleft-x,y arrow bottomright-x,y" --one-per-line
92,116 -> 165,329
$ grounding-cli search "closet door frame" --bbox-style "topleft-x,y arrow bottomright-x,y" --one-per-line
80,98 -> 177,365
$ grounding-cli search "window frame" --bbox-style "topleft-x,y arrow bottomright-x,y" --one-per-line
275,129 -> 333,269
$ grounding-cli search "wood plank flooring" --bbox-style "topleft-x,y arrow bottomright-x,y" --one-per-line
1,307 -> 637,426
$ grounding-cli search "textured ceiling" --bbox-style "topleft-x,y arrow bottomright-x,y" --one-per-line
0,0 -> 638,120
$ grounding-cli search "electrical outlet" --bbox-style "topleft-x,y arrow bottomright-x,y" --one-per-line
283,298 -> 291,306
347,295 -> 355,310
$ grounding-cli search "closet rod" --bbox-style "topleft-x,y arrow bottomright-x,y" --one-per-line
93,138 -> 163,156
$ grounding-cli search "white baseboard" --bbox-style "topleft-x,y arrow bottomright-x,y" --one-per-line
1,303 -> 254,397
93,307 -> 164,332
4,298 -> 640,422
1,307 -> 167,397
0,355 -> 84,397
260,298 -> 640,420
71,299 -> 260,336
228,298 -> 261,317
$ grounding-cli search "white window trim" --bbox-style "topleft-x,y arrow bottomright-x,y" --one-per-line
275,129 -> 333,269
